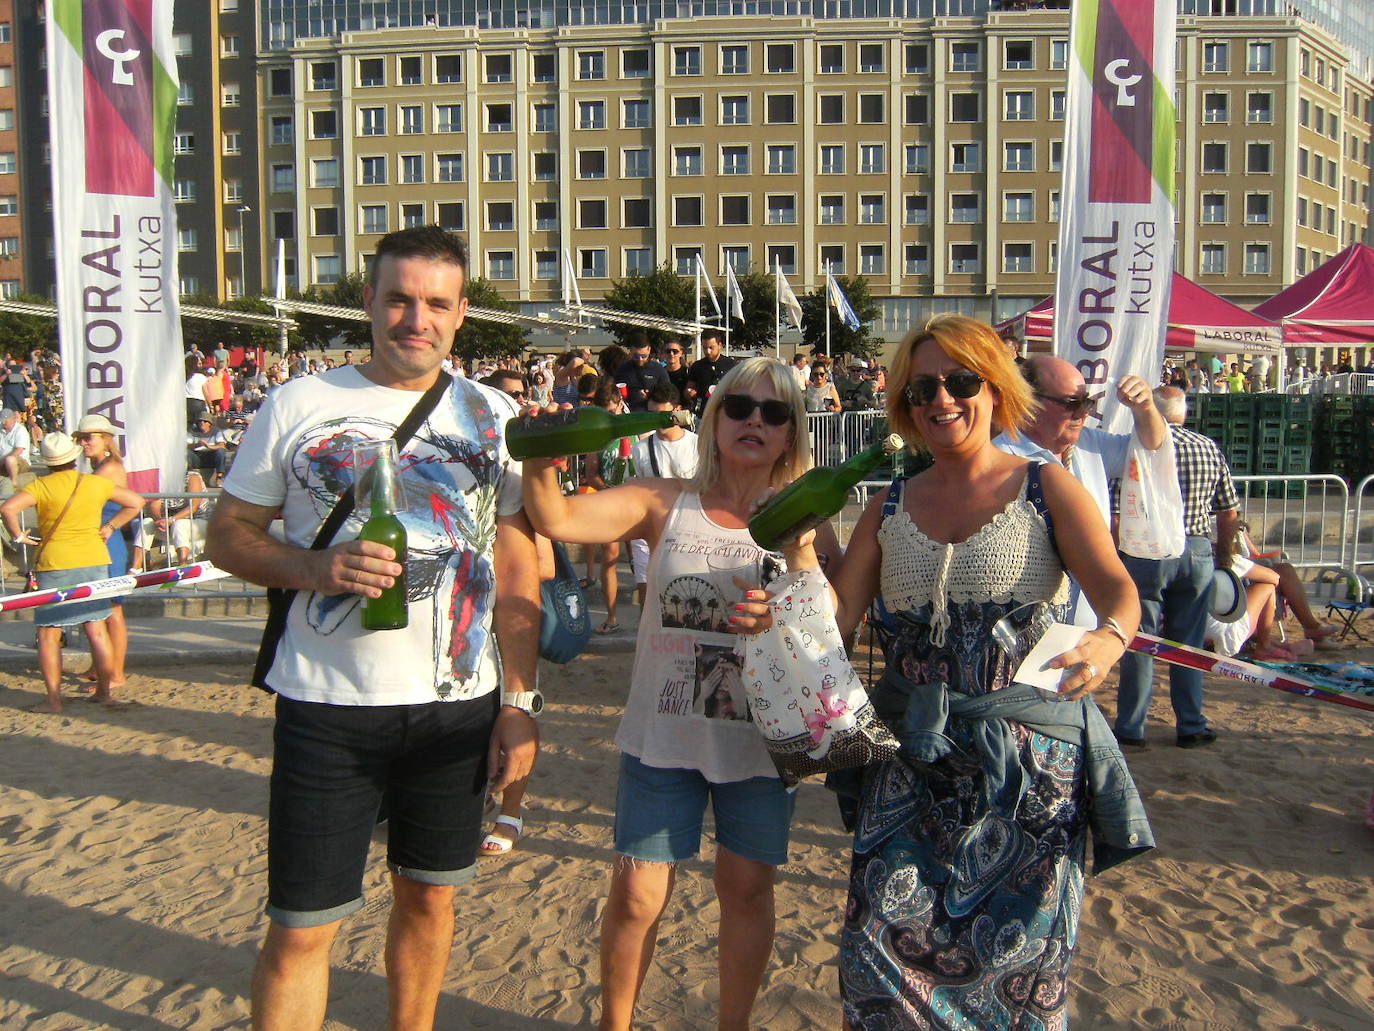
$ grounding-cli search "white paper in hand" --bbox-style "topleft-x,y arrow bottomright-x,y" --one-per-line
1013,622 -> 1088,694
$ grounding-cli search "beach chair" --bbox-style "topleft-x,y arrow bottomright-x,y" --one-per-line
1311,567 -> 1374,642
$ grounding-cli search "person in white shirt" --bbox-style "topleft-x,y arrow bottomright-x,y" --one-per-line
629,382 -> 699,604
790,352 -> 810,392
0,407 -> 31,488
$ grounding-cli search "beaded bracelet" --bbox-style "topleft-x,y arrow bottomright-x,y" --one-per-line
1098,616 -> 1131,647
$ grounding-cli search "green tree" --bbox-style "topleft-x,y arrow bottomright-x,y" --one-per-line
798,275 -> 882,362
600,264 -> 697,349
0,292 -> 58,355
453,277 -> 528,361
284,284 -> 347,354
176,292 -> 227,357
323,273 -> 373,351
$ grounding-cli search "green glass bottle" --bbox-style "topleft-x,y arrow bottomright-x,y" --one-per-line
358,447 -> 408,631
605,436 -> 637,486
748,433 -> 905,551
505,407 -> 690,460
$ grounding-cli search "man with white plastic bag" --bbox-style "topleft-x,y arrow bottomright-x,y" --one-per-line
1114,386 -> 1240,751
993,355 -> 1167,624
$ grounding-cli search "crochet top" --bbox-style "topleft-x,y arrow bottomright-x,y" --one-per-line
877,474 -> 1069,647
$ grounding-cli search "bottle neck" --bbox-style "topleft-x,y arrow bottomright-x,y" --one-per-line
371,457 -> 394,517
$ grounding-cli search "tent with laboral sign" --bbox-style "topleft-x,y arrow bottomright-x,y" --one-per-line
1252,242 -> 1374,345
998,272 -> 1282,354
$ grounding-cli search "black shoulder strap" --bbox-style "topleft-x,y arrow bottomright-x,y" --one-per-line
251,372 -> 452,690
647,435 -> 661,478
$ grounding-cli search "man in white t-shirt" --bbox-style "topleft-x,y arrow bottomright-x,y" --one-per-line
629,382 -> 698,604
0,407 -> 31,488
208,227 -> 539,1031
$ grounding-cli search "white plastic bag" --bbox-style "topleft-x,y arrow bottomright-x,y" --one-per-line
1118,429 -> 1186,560
737,568 -> 898,785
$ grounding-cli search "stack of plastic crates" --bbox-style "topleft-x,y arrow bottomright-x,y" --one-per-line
1250,395 -> 1312,498
1314,395 -> 1360,482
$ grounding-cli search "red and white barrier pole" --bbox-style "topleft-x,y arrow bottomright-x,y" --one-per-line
0,562 -> 229,613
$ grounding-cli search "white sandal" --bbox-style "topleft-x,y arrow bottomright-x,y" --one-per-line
480,814 -> 523,855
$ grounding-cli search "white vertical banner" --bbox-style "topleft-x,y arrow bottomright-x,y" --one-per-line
1055,0 -> 1176,435
48,0 -> 186,493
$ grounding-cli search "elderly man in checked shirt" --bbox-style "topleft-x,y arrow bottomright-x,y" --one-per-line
1112,385 -> 1240,750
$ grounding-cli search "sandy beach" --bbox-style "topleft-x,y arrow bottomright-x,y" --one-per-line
1,648 -> 1371,1030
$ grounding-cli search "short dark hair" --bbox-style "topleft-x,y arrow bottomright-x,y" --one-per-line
627,331 -> 650,351
701,328 -> 724,345
592,380 -> 622,408
577,371 -> 601,397
646,381 -> 681,406
368,225 -> 469,290
481,371 -> 527,393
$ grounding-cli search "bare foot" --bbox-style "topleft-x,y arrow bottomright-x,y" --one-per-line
27,701 -> 62,714
86,691 -> 114,704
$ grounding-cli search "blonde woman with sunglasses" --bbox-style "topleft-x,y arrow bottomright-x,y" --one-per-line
521,357 -> 840,1031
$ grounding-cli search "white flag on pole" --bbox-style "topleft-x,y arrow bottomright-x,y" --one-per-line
776,266 -> 803,330
695,254 -> 722,318
724,263 -> 745,322
562,248 -> 582,307
826,273 -> 861,331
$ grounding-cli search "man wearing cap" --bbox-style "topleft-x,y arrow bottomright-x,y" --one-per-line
187,416 -> 233,486
1111,387 -> 1238,751
836,359 -> 877,412
0,406 -> 31,489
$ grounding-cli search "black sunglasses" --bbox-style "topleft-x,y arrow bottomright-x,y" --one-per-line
904,371 -> 985,407
1035,391 -> 1097,415
720,393 -> 792,426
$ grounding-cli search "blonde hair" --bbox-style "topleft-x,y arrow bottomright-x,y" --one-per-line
886,313 -> 1036,451
686,357 -> 811,494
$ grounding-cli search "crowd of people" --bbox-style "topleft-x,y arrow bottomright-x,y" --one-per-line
8,225 -> 1367,1030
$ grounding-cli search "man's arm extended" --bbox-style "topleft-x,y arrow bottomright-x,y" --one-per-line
487,509 -> 540,791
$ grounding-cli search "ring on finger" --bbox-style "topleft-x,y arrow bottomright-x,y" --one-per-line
1082,662 -> 1098,680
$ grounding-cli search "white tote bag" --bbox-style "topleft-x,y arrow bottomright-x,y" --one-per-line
1118,429 -> 1186,560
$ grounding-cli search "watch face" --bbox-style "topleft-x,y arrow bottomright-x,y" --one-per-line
528,692 -> 545,715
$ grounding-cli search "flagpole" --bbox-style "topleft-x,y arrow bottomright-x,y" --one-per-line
824,263 -> 831,361
774,259 -> 781,360
694,261 -> 702,361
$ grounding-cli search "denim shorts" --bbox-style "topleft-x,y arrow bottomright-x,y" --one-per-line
613,752 -> 796,866
266,692 -> 496,928
35,565 -> 112,627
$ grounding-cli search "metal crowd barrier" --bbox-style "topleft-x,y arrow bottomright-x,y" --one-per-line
1232,475 -> 1351,573
1350,474 -> 1374,574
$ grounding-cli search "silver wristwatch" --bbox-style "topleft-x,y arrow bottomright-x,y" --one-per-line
501,689 -> 544,717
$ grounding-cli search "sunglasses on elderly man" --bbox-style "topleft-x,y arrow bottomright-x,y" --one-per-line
1035,391 -> 1099,415
903,370 -> 985,407
720,393 -> 792,426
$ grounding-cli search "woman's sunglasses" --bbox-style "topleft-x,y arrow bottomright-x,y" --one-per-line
720,393 -> 792,426
904,371 -> 985,407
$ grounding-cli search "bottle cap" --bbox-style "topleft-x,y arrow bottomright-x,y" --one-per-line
669,410 -> 692,428
880,433 -> 905,454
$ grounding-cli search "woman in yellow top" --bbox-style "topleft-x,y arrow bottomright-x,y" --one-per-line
0,432 -> 143,712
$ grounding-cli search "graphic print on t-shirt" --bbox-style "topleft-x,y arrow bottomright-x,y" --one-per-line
288,408 -> 503,697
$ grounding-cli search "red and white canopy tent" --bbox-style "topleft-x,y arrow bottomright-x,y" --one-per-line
998,271 -> 1282,354
1253,243 -> 1374,345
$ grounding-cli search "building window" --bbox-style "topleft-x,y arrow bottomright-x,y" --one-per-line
311,62 -> 337,90
400,203 -> 423,229
674,196 -> 704,226
488,251 -> 515,279
721,95 -> 750,125
859,194 -> 885,225
623,99 -> 650,129
486,103 -> 513,132
859,43 -> 884,74
221,132 -> 240,155
1203,92 -> 1228,123
1200,243 -> 1225,274
435,104 -> 462,133
674,146 -> 702,176
720,195 -> 750,226
272,164 -> 296,192
311,109 -> 337,139
1247,142 -> 1272,174
358,58 -> 384,87
820,94 -> 845,124
819,43 -> 844,75
399,56 -> 422,86
951,42 -> 980,73
577,198 -> 607,230
534,200 -> 559,230
766,194 -> 797,225
486,152 -> 514,182
1003,243 -> 1033,274
1050,38 -> 1068,70
1049,190 -> 1060,222
177,81 -> 193,105
673,45 -> 702,76
1201,142 -> 1228,173
532,102 -> 557,133
532,52 -> 556,83
673,96 -> 703,126
722,145 -> 750,176
577,150 -> 607,179
177,228 -> 197,252
765,94 -> 796,124
858,94 -> 884,124
625,248 -> 654,276
173,179 -> 196,203
950,243 -> 981,274
578,100 -> 606,131
904,194 -> 930,225
1004,40 -> 1033,71
221,82 -> 241,107
435,54 -> 462,83
766,43 -> 795,74
315,255 -> 341,285
859,144 -> 885,174
269,67 -> 292,96
767,245 -> 797,275
623,148 -> 652,178
950,193 -> 981,223
1247,92 -> 1272,123
767,144 -> 796,175
950,92 -> 980,122
173,32 -> 193,56
1003,90 -> 1034,121
436,202 -> 464,231
488,201 -> 516,231
311,158 -> 339,188
1244,242 -> 1271,274
358,156 -> 385,185
400,106 -> 423,135
720,44 -> 749,76
360,204 -> 388,235
674,248 -> 701,275
485,53 -> 513,83
1246,193 -> 1271,224
820,144 -> 845,175
436,153 -> 464,182
905,144 -> 931,174
1003,192 -> 1033,223
819,194 -> 844,225
904,94 -> 929,125
359,107 -> 385,136
905,43 -> 929,74
0,154 -> 14,174
220,34 -> 240,58
622,198 -> 651,229
951,142 -> 981,173
860,244 -> 884,275
401,154 -> 425,184
579,248 -> 608,278
535,250 -> 558,280
270,116 -> 294,146
904,244 -> 930,276
1201,192 -> 1227,224
819,245 -> 844,274
1248,41 -> 1273,73
578,50 -> 606,80
1003,141 -> 1033,172
174,132 -> 195,155
1203,42 -> 1228,73
623,48 -> 651,78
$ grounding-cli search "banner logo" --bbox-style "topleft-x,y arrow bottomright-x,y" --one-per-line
83,0 -> 154,197
1089,2 -> 1155,204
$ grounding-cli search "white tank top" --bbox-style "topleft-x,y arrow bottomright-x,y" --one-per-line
615,490 -> 780,783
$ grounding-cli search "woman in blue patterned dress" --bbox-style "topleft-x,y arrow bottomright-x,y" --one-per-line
760,315 -> 1152,1029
